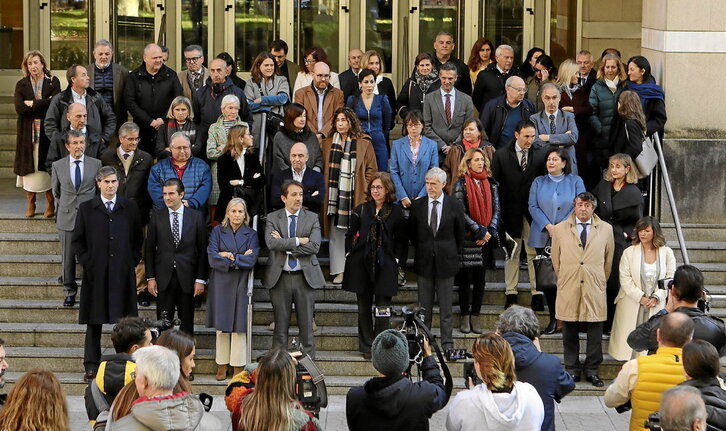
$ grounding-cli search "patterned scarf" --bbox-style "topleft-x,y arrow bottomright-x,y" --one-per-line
365,203 -> 393,280
464,169 -> 493,227
31,76 -> 44,144
415,70 -> 439,94
327,133 -> 357,228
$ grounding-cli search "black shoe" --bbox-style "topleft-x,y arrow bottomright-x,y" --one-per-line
543,319 -> 557,335
504,294 -> 518,309
63,295 -> 76,307
139,298 -> 150,306
531,294 -> 544,312
568,372 -> 581,382
83,369 -> 97,383
586,374 -> 604,387
195,298 -> 202,309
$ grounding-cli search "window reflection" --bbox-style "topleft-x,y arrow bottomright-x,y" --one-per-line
236,0 -> 277,72
181,0 -> 208,63
112,0 -> 155,68
51,0 -> 90,70
0,0 -> 23,69
296,0 -> 340,71
483,0 -> 523,60
365,0 -> 392,73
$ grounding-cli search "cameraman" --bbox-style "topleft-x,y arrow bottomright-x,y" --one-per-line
627,265 -> 726,356
346,329 -> 447,431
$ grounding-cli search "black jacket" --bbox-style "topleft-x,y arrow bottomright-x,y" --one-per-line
216,151 -> 265,220
346,356 -> 447,431
681,377 -> 726,431
591,180 -> 643,250
339,68 -> 359,104
100,148 -> 153,224
270,168 -> 325,214
472,62 -> 512,111
377,77 -> 397,117
479,95 -> 536,148
627,306 -> 726,356
192,76 -> 251,155
454,175 -> 502,267
421,55 -> 471,95
609,117 -> 645,161
396,75 -> 441,120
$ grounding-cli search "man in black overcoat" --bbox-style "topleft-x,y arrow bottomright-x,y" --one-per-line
73,165 -> 143,382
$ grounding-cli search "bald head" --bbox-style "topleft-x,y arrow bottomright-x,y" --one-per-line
66,103 -> 88,130
143,44 -> 163,75
289,142 -> 309,173
505,76 -> 526,105
657,311 -> 694,348
348,49 -> 363,71
312,62 -> 331,91
209,58 -> 227,84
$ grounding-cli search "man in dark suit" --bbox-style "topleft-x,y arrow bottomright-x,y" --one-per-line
338,49 -> 363,104
472,44 -> 516,112
46,103 -> 105,170
145,178 -> 208,337
428,32 -> 472,95
51,130 -> 101,306
409,167 -> 465,352
576,50 -> 597,94
265,180 -> 325,358
530,83 -> 579,175
178,45 -> 209,102
491,120 -> 547,308
87,39 -> 129,134
73,166 -> 143,382
270,39 -> 299,90
270,142 -> 325,213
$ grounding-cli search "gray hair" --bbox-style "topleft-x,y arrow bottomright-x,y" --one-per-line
66,129 -> 86,143
505,75 -> 524,87
118,122 -> 140,138
221,94 -> 240,110
660,386 -> 707,431
439,62 -> 458,74
94,39 -> 113,51
577,50 -> 593,59
540,82 -> 560,95
425,167 -> 447,184
184,44 -> 204,55
169,131 -> 191,147
95,165 -> 117,182
496,305 -> 540,340
495,44 -> 514,57
133,346 -> 180,391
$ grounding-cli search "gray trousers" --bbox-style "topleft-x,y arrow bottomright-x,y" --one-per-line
418,274 -> 454,349
270,272 -> 316,358
58,228 -> 77,296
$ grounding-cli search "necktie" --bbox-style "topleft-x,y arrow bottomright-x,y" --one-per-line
73,160 -> 81,191
106,201 -> 113,213
580,223 -> 588,248
520,150 -> 528,172
430,200 -> 439,236
549,114 -> 556,135
288,215 -> 298,269
172,211 -> 180,247
444,94 -> 452,125
192,72 -> 201,88
123,153 -> 130,160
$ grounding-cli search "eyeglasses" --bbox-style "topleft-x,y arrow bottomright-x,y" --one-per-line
370,185 -> 385,190
122,137 -> 141,142
185,56 -> 202,63
507,86 -> 526,93
304,58 -> 316,64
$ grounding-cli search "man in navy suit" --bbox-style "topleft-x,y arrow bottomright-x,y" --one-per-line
270,142 -> 325,213
145,178 -> 208,337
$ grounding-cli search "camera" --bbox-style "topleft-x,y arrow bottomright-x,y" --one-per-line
146,312 -> 180,344
657,278 -> 673,290
397,305 -> 428,364
290,339 -> 328,417
463,361 -> 482,389
644,411 -> 661,431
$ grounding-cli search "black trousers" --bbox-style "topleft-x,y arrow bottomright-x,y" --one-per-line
157,270 -> 195,336
562,321 -> 603,377
84,323 -> 103,371
456,266 -> 486,316
356,292 -> 392,353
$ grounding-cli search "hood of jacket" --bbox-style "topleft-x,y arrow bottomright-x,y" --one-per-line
120,393 -> 204,430
362,375 -> 412,417
502,332 -> 541,370
466,383 -> 533,429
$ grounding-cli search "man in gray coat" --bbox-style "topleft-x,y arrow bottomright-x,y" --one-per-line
51,130 -> 101,306
530,83 -> 579,175
265,180 -> 325,358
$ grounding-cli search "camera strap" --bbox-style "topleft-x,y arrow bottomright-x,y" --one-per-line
412,315 -> 454,403
298,354 -> 328,409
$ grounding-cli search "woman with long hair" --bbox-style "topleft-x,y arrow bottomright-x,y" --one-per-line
610,90 -> 648,161
556,59 -> 593,181
592,153 -> 644,333
519,47 -> 545,80
526,54 -> 557,111
361,49 -> 397,116
447,333 -> 544,430
396,52 -> 440,121
348,69 -> 393,171
467,37 -> 496,84
442,118 -> 494,195
207,198 -> 260,379
608,216 -> 676,360
156,328 -> 197,384
14,50 -> 61,218
292,47 -> 341,95
156,96 -> 199,159
528,147 -> 585,333
0,369 -> 69,431
245,52 -> 290,149
625,55 -> 667,140
216,124 -> 265,221
271,102 -> 324,173
232,348 -> 321,431
454,148 -> 501,334
321,107 -> 377,285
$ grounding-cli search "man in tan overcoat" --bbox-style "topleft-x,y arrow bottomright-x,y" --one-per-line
552,191 -> 614,387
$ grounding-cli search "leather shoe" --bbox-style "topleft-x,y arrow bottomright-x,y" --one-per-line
531,294 -> 544,312
139,298 -> 150,306
63,295 -> 75,307
569,372 -> 581,382
83,369 -> 97,383
543,319 -> 557,335
504,294 -> 518,309
586,374 -> 604,387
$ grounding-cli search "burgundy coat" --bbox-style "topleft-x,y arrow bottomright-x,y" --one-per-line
13,75 -> 61,175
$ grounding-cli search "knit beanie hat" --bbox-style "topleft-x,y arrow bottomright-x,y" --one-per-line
371,329 -> 410,377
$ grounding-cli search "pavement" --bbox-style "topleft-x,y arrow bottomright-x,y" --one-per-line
67,393 -> 631,430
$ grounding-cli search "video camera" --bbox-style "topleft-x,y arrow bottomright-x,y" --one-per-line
644,412 -> 661,431
147,311 -> 180,343
290,339 -> 328,417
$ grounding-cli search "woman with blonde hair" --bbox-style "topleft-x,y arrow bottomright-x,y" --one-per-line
609,90 -> 647,161
0,369 -> 69,431
156,96 -> 198,158
555,59 -> 593,179
230,348 -> 321,431
447,333 -> 544,430
361,49 -> 397,115
216,124 -> 265,221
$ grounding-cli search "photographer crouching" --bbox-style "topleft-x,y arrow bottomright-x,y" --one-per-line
346,329 -> 447,431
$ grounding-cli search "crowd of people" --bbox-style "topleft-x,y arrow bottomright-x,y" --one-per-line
4,30 -> 726,431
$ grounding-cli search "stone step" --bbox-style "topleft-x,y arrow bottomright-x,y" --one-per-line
0,134 -> 16,147
663,224 -> 726,242
0,217 -> 57,233
693,263 -> 726,285
0,233 -> 60,254
0,254 -> 68,277
668,241 -> 726,263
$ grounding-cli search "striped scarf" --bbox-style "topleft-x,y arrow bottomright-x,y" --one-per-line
31,77 -> 44,144
327,132 -> 357,228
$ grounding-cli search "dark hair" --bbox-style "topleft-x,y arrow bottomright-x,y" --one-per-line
366,172 -> 396,203
461,118 -> 487,140
545,147 -> 572,175
574,191 -> 598,208
627,55 -> 653,83
282,102 -> 307,134
299,47 -> 331,72
111,317 -> 150,353
414,52 -> 434,68
162,177 -> 185,194
601,48 -> 622,60
159,45 -> 169,54
520,47 -> 545,79
535,54 -> 557,79
672,265 -> 704,303
95,165 -> 117,182
66,64 -> 84,86
467,37 -> 496,72
404,110 -> 424,126
632,216 -> 666,248
269,39 -> 288,54
250,52 -> 278,83
439,61 -> 458,74
357,68 -> 376,83
659,311 -> 694,347
281,179 -> 304,197
155,329 -> 195,378
683,340 -> 720,379
216,52 -> 238,75
331,107 -> 363,138
515,119 -> 536,133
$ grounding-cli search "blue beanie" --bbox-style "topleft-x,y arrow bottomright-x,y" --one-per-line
371,329 -> 410,377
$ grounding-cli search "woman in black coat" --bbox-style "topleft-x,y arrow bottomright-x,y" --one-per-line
592,153 -> 643,332
624,56 -> 666,140
216,124 -> 265,222
609,90 -> 647,161
396,52 -> 440,120
343,172 -> 407,358
453,147 -> 501,334
681,339 -> 726,431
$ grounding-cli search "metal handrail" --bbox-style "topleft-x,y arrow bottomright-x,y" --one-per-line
246,215 -> 258,363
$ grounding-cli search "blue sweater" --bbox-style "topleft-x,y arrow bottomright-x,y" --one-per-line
528,174 -> 585,248
147,157 -> 212,210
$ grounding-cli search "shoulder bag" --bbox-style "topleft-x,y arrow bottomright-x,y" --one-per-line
625,124 -> 657,178
533,239 -> 557,291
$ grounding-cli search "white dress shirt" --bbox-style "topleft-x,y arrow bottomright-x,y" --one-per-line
283,208 -> 302,271
440,87 -> 456,113
576,218 -> 592,237
427,194 -> 444,232
69,154 -> 85,185
71,89 -> 86,106
100,195 -> 116,212
292,166 -> 306,183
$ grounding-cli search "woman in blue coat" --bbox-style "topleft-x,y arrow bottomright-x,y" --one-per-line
389,110 -> 439,211
207,198 -> 260,380
528,147 -> 585,333
347,68 -> 392,171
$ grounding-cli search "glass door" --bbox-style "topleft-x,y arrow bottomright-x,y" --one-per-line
235,0 -> 279,71
0,0 -> 24,70
181,0 -> 209,63
110,0 -> 157,68
480,0 -> 535,63
293,0 -> 346,72
418,0 -> 463,59
49,0 -> 91,70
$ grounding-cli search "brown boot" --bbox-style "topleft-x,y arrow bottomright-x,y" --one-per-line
233,366 -> 244,377
470,315 -> 483,334
25,192 -> 36,217
215,364 -> 229,381
44,191 -> 55,218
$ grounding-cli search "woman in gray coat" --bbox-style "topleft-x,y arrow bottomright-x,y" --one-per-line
245,52 -> 290,150
207,198 -> 259,380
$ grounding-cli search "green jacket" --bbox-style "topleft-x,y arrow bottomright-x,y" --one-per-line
588,79 -> 624,148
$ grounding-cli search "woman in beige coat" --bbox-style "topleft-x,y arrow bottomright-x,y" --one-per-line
608,216 -> 676,361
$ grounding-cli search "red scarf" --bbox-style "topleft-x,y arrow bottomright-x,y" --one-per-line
464,169 -> 492,227
462,138 -> 481,151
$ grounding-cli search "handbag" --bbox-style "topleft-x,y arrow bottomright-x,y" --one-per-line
533,241 -> 557,292
625,124 -> 657,178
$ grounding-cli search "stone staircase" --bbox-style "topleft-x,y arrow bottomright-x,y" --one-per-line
0,96 -> 16,179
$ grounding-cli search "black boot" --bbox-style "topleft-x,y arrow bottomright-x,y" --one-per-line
504,294 -> 518,309
531,294 -> 544,312
543,319 -> 557,335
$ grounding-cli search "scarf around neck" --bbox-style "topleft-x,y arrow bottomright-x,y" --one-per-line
326,132 -> 357,228
415,70 -> 439,94
627,81 -> 665,105
464,169 -> 493,228
605,77 -> 619,93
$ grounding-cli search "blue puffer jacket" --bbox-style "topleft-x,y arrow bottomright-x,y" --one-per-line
148,156 -> 212,210
502,332 -> 576,431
